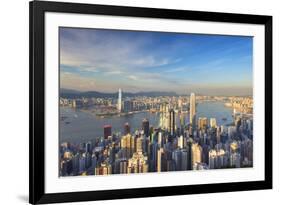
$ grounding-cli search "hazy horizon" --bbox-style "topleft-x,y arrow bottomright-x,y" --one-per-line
60,27 -> 253,96
60,87 -> 252,97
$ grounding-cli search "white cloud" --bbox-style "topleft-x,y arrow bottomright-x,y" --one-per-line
127,75 -> 137,80
80,67 -> 100,73
60,28 -> 178,78
104,71 -> 124,75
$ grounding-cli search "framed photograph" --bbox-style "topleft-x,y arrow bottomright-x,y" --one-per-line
29,0 -> 272,204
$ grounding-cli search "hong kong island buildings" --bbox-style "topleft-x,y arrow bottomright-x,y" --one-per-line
59,92 -> 253,176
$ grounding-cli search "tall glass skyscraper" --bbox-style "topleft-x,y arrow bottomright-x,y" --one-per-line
118,88 -> 122,112
190,92 -> 196,125
168,109 -> 175,135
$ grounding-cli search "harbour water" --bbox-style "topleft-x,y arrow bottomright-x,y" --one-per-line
60,101 -> 233,144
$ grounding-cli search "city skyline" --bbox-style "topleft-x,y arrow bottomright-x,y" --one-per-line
59,91 -> 253,176
60,27 -> 253,96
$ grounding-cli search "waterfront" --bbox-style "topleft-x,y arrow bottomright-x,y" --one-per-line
60,101 -> 233,144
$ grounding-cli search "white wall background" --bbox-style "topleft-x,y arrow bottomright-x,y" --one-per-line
0,0 -> 279,204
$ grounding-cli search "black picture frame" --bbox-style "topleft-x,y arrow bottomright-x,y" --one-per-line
29,0 -> 272,204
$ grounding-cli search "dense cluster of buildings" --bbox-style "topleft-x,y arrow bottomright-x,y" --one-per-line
59,91 -> 253,177
224,97 -> 253,114
60,89 -> 234,115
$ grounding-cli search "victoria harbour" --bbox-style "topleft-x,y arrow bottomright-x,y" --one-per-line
60,101 -> 233,144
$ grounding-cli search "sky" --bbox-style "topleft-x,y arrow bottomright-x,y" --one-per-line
60,27 -> 253,96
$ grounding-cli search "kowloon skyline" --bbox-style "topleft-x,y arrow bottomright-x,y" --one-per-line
60,27 -> 253,96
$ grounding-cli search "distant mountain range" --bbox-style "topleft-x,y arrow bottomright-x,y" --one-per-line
60,88 -> 178,99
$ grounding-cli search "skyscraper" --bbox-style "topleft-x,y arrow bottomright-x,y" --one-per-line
119,159 -> 128,174
118,88 -> 122,112
180,112 -> 185,128
191,143 -> 202,168
178,135 -> 184,149
121,134 -> 133,158
103,125 -> 112,139
159,102 -> 169,129
168,109 -> 175,135
178,98 -> 183,110
136,137 -> 143,153
172,149 -> 182,171
198,117 -> 208,130
181,149 -> 188,170
124,122 -> 130,135
85,142 -> 92,153
157,148 -> 164,172
210,118 -> 217,128
190,93 -> 196,125
230,152 -> 241,168
142,118 -> 149,138
123,99 -> 133,113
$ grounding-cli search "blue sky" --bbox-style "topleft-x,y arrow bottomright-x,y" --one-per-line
60,27 -> 253,96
